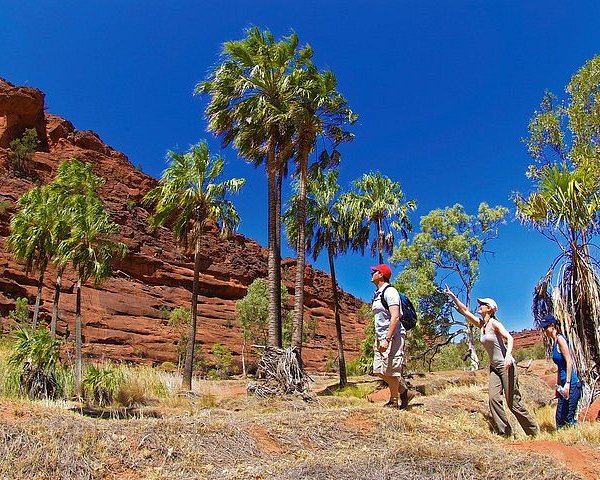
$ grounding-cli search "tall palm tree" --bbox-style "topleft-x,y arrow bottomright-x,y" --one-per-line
197,27 -> 308,347
8,186 -> 61,327
57,195 -> 127,398
144,141 -> 244,391
345,172 -> 417,264
288,66 -> 356,353
284,168 -> 352,386
47,159 -> 105,337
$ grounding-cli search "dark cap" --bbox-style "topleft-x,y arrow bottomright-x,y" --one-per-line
540,314 -> 558,329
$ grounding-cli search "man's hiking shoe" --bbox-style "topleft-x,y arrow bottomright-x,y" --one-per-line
399,389 -> 415,409
383,399 -> 399,409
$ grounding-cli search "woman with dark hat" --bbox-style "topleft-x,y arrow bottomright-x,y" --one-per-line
539,314 -> 582,429
444,286 -> 539,437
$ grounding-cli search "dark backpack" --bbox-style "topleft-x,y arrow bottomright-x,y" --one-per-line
380,285 -> 418,331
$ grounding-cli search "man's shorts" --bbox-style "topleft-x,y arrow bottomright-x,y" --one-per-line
373,333 -> 405,377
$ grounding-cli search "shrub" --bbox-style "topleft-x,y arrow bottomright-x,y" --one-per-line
513,342 -> 546,363
168,307 -> 191,327
9,128 -> 40,173
8,297 -> 30,327
211,343 -> 233,379
8,327 -> 60,399
82,363 -> 124,406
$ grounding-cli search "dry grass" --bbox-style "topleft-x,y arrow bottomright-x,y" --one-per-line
0,363 -> 597,479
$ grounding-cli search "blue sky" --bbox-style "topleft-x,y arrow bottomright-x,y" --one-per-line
2,1 -> 599,332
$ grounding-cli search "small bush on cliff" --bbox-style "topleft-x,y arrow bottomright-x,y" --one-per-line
9,128 -> 40,174
168,307 -> 191,327
8,297 -> 30,328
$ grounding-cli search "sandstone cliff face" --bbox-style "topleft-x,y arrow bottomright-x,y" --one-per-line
0,79 -> 367,371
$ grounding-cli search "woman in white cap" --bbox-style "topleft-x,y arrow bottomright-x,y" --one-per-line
444,286 -> 539,437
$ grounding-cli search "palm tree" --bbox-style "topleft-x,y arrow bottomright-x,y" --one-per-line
57,195 -> 127,398
8,186 -> 61,327
345,172 -> 416,264
144,141 -> 244,391
47,159 -> 105,337
288,66 -> 356,353
284,168 -> 351,386
516,163 -> 600,382
197,27 -> 308,347
515,56 -> 600,387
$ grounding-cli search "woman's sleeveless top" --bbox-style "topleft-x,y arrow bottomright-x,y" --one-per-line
552,334 -> 580,385
480,321 -> 507,367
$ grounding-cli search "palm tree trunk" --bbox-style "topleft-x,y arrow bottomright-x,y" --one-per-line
32,268 -> 45,328
377,219 -> 384,264
328,242 -> 347,387
292,149 -> 309,353
75,277 -> 83,399
267,144 -> 282,346
182,238 -> 201,391
50,267 -> 64,338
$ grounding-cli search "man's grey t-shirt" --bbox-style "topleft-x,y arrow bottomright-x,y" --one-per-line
372,283 -> 404,341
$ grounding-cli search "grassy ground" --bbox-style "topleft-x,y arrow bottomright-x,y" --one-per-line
0,367 -> 598,479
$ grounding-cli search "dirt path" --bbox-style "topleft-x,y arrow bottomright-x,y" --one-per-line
512,440 -> 600,480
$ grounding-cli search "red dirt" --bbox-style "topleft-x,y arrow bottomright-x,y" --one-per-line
342,412 -> 376,433
247,425 -> 284,454
511,440 -> 600,480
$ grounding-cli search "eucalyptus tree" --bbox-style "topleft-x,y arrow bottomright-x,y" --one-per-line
345,172 -> 416,264
284,168 -> 351,385
391,203 -> 508,370
287,66 -> 356,353
198,27 -> 308,347
514,55 -> 600,383
57,193 -> 126,398
8,186 -> 61,327
144,141 -> 244,391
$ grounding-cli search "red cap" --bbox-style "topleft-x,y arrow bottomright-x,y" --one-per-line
370,264 -> 392,281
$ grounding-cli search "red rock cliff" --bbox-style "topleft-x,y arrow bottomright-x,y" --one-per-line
0,79 -> 367,371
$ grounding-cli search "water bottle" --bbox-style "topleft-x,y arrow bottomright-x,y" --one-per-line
555,384 -> 568,399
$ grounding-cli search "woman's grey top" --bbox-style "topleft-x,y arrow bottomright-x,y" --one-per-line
480,321 -> 507,367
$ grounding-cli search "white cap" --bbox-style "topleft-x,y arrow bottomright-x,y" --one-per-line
477,297 -> 498,312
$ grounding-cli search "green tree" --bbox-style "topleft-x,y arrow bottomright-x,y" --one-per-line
236,277 -> 291,376
144,141 -> 244,391
514,56 -> 600,382
8,128 -> 40,174
345,172 -> 416,264
47,159 -> 106,337
57,189 -> 126,398
7,185 -> 68,327
284,168 -> 352,386
391,203 -> 508,370
198,27 -> 307,348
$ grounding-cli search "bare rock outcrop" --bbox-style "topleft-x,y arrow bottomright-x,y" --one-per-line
0,78 -> 366,371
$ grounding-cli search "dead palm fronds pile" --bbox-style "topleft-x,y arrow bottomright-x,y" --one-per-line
247,346 -> 312,400
533,252 -> 600,412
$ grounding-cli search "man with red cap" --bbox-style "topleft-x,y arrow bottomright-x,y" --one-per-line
370,263 -> 410,409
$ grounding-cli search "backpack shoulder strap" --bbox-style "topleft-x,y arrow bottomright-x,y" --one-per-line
379,285 -> 391,311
